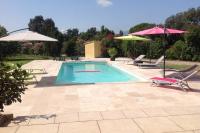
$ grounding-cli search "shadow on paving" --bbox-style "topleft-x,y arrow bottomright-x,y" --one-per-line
4,114 -> 56,127
34,76 -> 95,88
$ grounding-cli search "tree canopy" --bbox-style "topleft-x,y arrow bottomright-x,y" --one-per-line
0,25 -> 7,37
165,7 -> 200,61
129,23 -> 156,33
28,16 -> 63,56
1,6 -> 200,61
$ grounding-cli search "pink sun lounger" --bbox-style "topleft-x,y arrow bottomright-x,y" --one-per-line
151,77 -> 177,83
150,70 -> 199,91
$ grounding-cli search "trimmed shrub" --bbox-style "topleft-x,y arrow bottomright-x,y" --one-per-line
166,40 -> 188,60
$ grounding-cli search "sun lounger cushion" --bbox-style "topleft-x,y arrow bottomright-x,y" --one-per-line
151,77 -> 177,83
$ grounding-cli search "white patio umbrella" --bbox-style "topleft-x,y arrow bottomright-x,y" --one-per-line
0,31 -> 58,42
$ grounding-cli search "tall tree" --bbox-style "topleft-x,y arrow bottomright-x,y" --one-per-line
165,7 -> 200,29
80,27 -> 97,41
129,23 -> 156,33
28,16 -> 63,56
0,25 -> 7,37
119,30 -> 123,36
62,28 -> 79,56
165,6 -> 200,60
28,16 -> 45,34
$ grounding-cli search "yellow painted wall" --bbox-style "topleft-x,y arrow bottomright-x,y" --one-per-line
85,41 -> 101,58
94,41 -> 101,57
85,42 -> 95,58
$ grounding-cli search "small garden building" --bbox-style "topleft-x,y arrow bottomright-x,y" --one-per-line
84,41 -> 102,58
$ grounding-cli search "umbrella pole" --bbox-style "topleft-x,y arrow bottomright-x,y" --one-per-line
132,41 -> 135,59
163,28 -> 167,78
149,42 -> 151,63
134,41 -> 136,58
163,43 -> 166,78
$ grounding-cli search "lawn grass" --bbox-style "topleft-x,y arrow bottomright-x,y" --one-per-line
3,54 -> 52,67
161,63 -> 200,76
5,54 -> 51,61
164,64 -> 192,70
144,59 -> 195,70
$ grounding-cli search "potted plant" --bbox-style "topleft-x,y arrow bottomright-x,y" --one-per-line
108,48 -> 118,61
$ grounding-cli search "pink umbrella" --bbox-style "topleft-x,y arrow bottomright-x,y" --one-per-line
130,26 -> 186,35
130,26 -> 187,77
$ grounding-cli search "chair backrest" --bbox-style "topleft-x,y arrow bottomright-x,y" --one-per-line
180,64 -> 198,73
155,56 -> 164,65
135,55 -> 145,61
181,69 -> 200,81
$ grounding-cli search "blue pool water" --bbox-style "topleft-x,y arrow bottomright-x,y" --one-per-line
55,61 -> 140,84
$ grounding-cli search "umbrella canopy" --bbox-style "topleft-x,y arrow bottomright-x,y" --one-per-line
114,35 -> 151,59
0,31 -> 58,42
130,26 -> 187,78
130,27 -> 186,36
114,35 -> 151,41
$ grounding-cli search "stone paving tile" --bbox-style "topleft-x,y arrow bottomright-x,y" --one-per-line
164,106 -> 200,115
55,112 -> 78,123
166,131 -> 194,133
98,119 -> 143,133
16,124 -> 59,133
3,60 -> 200,133
79,112 -> 102,121
142,107 -> 169,117
123,109 -> 148,118
169,131 -> 194,133
28,114 -> 56,125
101,111 -> 125,120
194,130 -> 200,133
163,107 -> 189,115
169,115 -> 200,130
0,126 -> 18,133
134,117 -> 183,133
58,121 -> 100,133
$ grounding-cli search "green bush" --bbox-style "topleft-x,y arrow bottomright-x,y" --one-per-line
192,55 -> 199,61
61,40 -> 78,56
150,39 -> 163,59
166,40 -> 188,60
166,47 -> 175,59
0,64 -> 28,112
120,41 -> 131,57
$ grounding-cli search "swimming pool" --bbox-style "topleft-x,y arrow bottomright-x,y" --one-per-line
55,61 -> 141,84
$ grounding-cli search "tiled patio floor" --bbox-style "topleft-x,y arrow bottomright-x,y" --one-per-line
2,111 -> 200,133
1,59 -> 200,133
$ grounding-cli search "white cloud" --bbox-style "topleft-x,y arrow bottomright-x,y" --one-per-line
97,0 -> 113,7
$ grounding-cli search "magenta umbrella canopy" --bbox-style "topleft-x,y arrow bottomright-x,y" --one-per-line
130,26 -> 187,78
130,27 -> 186,36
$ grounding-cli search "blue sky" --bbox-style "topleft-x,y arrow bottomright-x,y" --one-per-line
0,0 -> 200,33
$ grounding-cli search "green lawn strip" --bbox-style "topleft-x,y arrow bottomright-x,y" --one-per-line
5,60 -> 32,66
160,64 -> 191,70
3,54 -> 52,69
5,54 -> 51,61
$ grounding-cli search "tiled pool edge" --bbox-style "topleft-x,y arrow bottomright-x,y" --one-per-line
108,61 -> 148,82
